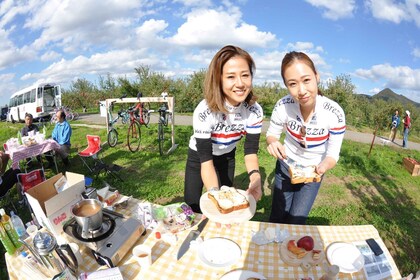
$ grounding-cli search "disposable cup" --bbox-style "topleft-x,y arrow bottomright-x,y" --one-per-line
132,244 -> 152,269
26,225 -> 38,238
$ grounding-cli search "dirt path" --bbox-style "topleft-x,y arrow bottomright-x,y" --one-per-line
76,113 -> 420,151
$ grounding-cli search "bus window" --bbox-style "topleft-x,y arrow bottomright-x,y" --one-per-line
37,88 -> 42,99
24,91 -> 31,103
30,89 -> 36,102
18,94 -> 23,105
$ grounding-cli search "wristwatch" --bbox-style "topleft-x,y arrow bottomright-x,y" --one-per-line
248,169 -> 260,177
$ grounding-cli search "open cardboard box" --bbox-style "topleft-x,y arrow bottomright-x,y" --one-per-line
25,172 -> 85,238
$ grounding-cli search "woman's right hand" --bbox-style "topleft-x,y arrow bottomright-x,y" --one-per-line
267,140 -> 287,160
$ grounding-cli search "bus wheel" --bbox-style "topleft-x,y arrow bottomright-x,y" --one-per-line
11,115 -> 15,124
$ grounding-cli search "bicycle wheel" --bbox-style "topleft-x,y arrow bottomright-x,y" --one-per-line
127,121 -> 141,152
142,103 -> 150,126
72,111 -> 80,120
158,120 -> 171,156
107,128 -> 118,147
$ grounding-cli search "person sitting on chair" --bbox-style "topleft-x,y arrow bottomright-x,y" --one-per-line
21,113 -> 41,167
47,110 -> 72,167
21,113 -> 39,137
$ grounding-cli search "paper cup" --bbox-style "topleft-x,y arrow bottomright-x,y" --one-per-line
132,244 -> 152,269
26,225 -> 38,237
69,242 -> 83,265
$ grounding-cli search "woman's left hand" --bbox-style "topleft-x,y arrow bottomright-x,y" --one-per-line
315,164 -> 327,176
316,157 -> 337,176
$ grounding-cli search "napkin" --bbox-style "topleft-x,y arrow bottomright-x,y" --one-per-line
251,227 -> 289,245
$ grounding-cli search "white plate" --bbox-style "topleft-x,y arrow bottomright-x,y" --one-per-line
327,242 -> 365,273
220,269 -> 266,280
197,237 -> 241,267
199,189 -> 256,224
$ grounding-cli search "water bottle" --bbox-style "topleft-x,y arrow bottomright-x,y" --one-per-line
10,211 -> 27,239
17,131 -> 22,145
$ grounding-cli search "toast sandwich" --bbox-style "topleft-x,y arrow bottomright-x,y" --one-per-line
289,164 -> 321,184
208,186 -> 249,214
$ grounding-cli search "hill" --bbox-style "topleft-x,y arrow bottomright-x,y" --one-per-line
373,88 -> 420,108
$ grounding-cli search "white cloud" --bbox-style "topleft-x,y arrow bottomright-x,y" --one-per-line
21,49 -> 167,83
26,0 -> 143,51
0,72 -> 15,102
305,0 -> 356,20
369,87 -> 381,94
174,0 -> 212,7
366,0 -> 408,24
170,8 -> 277,49
412,47 -> 420,58
40,51 -> 61,62
354,63 -> 420,91
406,0 -> 420,27
366,0 -> 420,27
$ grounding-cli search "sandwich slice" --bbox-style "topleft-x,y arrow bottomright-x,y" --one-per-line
208,186 -> 250,214
289,164 -> 321,184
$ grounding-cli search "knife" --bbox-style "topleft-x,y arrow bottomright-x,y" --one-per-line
176,218 -> 209,260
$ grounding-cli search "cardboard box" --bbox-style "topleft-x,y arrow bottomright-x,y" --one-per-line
25,172 -> 85,237
403,157 -> 420,176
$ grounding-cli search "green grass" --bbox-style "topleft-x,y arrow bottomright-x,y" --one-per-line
0,121 -> 419,278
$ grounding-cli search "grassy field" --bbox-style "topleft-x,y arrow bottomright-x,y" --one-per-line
0,119 -> 419,278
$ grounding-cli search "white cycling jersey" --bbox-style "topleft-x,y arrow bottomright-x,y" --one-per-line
189,99 -> 263,155
267,94 -> 346,166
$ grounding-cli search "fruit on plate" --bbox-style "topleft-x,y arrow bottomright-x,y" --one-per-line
312,249 -> 321,260
287,240 -> 307,258
297,236 -> 314,251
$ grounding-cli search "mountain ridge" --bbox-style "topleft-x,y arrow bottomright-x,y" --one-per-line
372,88 -> 420,108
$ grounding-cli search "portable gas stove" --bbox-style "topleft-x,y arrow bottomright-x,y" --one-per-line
63,208 -> 144,267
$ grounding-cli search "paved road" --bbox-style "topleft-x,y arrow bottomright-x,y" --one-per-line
77,113 -> 420,151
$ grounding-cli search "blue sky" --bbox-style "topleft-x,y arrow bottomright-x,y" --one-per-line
0,0 -> 419,107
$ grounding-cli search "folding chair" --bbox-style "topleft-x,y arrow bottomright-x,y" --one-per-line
16,168 -> 46,208
78,135 -> 123,180
78,135 -> 105,173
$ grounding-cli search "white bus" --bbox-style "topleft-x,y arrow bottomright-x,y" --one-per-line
7,83 -> 62,122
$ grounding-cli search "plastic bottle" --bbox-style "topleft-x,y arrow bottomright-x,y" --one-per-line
17,131 -> 22,145
10,211 -> 28,239
0,222 -> 16,255
0,208 -> 22,249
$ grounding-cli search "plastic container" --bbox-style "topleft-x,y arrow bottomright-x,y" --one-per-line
10,211 -> 27,239
0,208 -> 22,249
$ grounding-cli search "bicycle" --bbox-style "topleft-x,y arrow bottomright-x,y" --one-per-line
107,101 -> 124,147
126,105 -> 142,152
156,102 -> 172,155
132,101 -> 150,126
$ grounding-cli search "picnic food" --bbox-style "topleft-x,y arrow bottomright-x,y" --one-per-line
297,236 -> 314,251
208,186 -> 250,214
312,249 -> 321,260
287,240 -> 307,258
280,236 -> 325,267
289,164 -> 321,184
